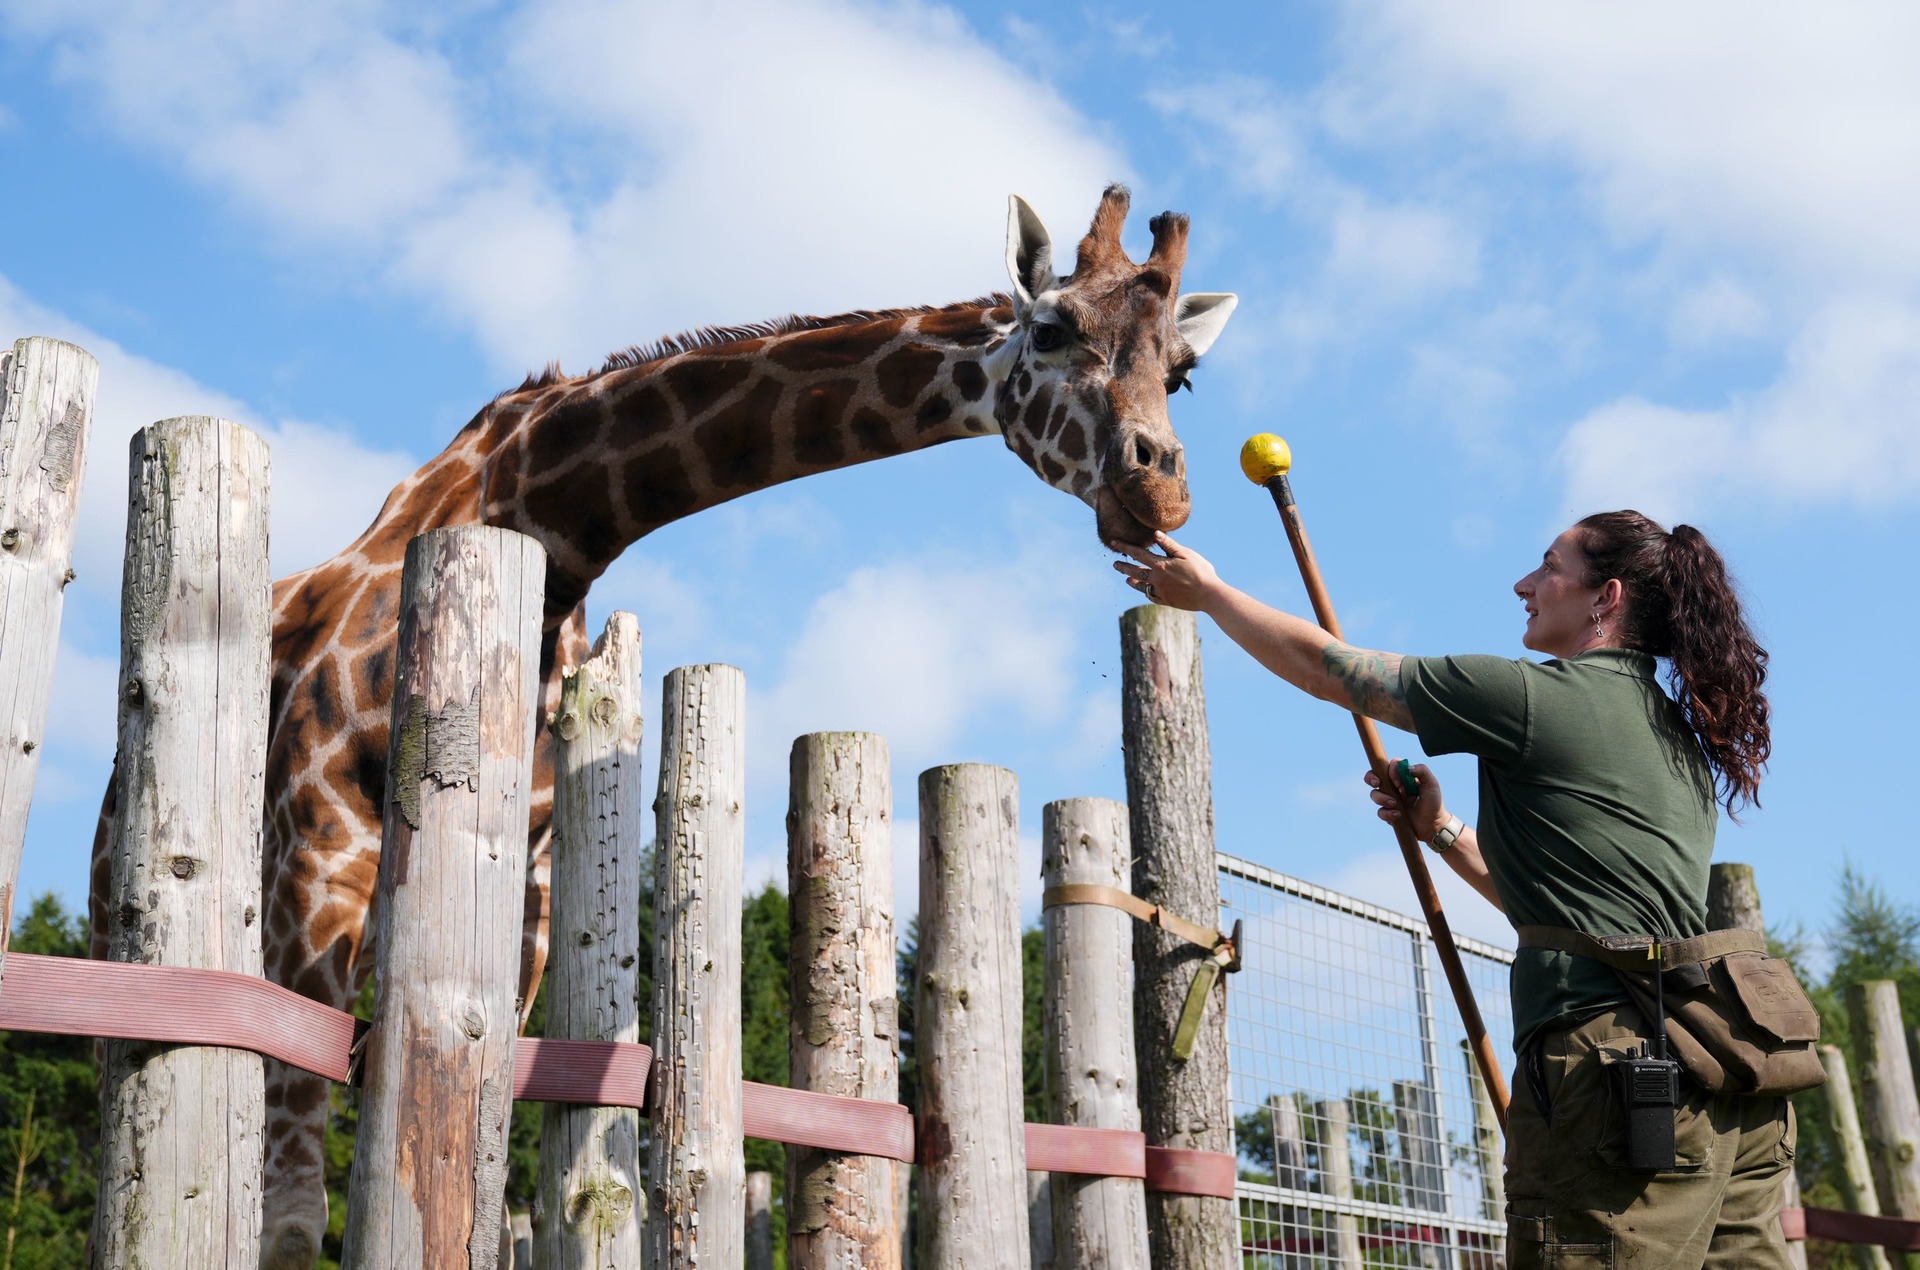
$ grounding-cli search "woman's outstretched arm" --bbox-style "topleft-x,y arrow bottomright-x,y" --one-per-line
1111,532 -> 1415,732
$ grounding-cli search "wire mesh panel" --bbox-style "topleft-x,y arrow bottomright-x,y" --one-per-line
1219,852 -> 1515,1269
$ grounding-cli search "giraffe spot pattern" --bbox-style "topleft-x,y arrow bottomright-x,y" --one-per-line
1060,420 -> 1088,462
916,394 -> 953,431
695,377 -> 782,489
768,327 -> 890,371
951,360 -> 987,402
793,380 -> 857,465
525,391 -> 607,473
875,343 -> 944,409
660,355 -> 752,407
623,446 -> 699,528
851,407 -> 902,456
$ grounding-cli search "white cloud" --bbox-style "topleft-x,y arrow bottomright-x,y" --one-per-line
3,0 -> 1128,373
0,276 -> 418,606
1668,276 -> 1768,349
1332,1 -> 1920,283
1559,298 -> 1920,521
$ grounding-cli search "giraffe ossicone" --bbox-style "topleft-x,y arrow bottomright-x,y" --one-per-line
89,183 -> 1236,1269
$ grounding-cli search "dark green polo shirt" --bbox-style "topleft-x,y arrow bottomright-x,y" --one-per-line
1399,649 -> 1718,1049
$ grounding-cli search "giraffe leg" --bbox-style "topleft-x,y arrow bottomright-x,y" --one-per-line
261,1056 -> 334,1270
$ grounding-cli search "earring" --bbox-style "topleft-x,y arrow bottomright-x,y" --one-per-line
1592,614 -> 1605,640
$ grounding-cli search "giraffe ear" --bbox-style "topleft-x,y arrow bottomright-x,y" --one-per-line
1006,195 -> 1054,316
1175,292 -> 1239,358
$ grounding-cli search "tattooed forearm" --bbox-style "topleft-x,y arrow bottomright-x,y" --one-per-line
1320,642 -> 1414,731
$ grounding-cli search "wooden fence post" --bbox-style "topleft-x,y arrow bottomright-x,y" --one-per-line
746,1171 -> 775,1270
915,764 -> 1029,1270
1706,862 -> 1807,1268
1040,796 -> 1149,1269
1118,605 -> 1234,1268
787,731 -> 899,1268
94,417 -> 271,1265
538,612 -> 647,1268
1315,1098 -> 1363,1270
1462,1039 -> 1505,1221
341,525 -> 545,1268
1818,1043 -> 1894,1270
649,663 -> 746,1268
1849,980 -> 1920,1241
0,336 -> 97,971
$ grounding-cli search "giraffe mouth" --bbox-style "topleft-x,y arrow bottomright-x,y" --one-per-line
1096,485 -> 1186,547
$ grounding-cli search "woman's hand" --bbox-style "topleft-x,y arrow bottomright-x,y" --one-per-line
1365,760 -> 1448,843
1109,533 -> 1223,612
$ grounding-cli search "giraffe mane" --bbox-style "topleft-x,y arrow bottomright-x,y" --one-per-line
503,293 -> 1014,396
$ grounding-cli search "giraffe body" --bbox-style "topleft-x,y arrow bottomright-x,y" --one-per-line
88,187 -> 1235,1268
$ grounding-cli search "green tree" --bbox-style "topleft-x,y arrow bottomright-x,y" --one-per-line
1,894 -> 98,1270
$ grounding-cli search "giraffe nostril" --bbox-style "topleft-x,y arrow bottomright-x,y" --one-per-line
1134,438 -> 1153,468
1159,448 -> 1180,477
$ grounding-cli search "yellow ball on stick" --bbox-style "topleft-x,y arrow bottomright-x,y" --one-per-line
1239,433 -> 1292,485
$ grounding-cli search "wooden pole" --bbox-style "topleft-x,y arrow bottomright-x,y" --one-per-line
341,526 -> 545,1268
914,764 -> 1029,1270
787,730 -> 899,1268
1849,981 -> 1920,1241
1255,478 -> 1509,1128
1819,1043 -> 1894,1270
1706,863 -> 1808,1269
1118,606 -> 1235,1267
1315,1098 -> 1363,1270
538,612 -> 646,1268
93,417 -> 271,1265
0,337 -> 96,971
1269,1094 -> 1307,1270
746,1171 -> 775,1270
1040,796 -> 1148,1269
1028,1173 -> 1055,1270
649,663 -> 746,1268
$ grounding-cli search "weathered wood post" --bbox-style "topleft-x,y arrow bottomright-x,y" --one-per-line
1040,796 -> 1149,1269
915,764 -> 1030,1270
94,417 -> 271,1265
787,731 -> 899,1268
538,612 -> 646,1267
341,525 -> 545,1267
1818,1044 -> 1894,1270
649,663 -> 746,1267
1316,1098 -> 1363,1270
1707,862 -> 1808,1268
746,1171 -> 775,1270
1462,1039 -> 1505,1221
0,336 -> 96,971
1849,980 -> 1920,1249
1118,605 -> 1234,1267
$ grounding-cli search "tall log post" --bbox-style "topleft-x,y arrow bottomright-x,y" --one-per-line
1269,1094 -> 1307,1270
1706,862 -> 1807,1268
1849,980 -> 1920,1244
649,663 -> 746,1268
0,336 -> 96,967
538,612 -> 646,1267
92,417 -> 271,1265
1461,1039 -> 1505,1221
1316,1099 -> 1363,1270
1040,796 -> 1149,1269
341,526 -> 545,1268
1818,1044 -> 1894,1270
746,1171 -> 775,1270
787,731 -> 899,1268
1118,606 -> 1234,1267
914,764 -> 1029,1270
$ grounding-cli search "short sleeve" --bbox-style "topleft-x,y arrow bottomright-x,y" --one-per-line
1399,654 -> 1531,765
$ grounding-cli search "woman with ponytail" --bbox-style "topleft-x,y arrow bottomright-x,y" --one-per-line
1110,511 -> 1790,1269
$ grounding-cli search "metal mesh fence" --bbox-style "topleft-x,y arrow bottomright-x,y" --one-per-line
1219,852 -> 1515,1269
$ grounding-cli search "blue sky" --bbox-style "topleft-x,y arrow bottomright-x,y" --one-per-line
4,1 -> 1915,958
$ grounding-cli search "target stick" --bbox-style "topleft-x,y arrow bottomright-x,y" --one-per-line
1240,433 -> 1510,1130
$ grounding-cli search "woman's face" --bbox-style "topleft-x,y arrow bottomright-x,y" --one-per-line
1514,528 -> 1605,656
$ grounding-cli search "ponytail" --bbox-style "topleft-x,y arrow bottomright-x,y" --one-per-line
1575,511 -> 1770,815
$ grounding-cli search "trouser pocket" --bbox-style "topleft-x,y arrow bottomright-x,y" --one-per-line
1508,1201 -> 1615,1269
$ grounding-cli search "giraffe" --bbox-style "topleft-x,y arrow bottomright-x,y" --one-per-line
89,184 -> 1236,1268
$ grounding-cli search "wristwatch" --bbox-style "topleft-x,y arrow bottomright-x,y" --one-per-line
1429,815 -> 1465,854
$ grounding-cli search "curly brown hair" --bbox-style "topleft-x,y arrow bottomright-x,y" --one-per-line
1574,511 -> 1771,815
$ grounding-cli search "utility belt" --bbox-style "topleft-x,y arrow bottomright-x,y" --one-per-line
1516,925 -> 1826,1098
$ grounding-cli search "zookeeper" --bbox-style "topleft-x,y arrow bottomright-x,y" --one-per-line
1111,509 -> 1808,1269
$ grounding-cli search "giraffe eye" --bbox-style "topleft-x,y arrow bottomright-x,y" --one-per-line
1029,322 -> 1065,353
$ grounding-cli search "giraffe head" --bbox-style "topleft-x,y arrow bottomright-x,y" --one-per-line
996,184 -> 1237,546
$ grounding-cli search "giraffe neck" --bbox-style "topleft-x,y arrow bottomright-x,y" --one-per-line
472,298 -> 1017,618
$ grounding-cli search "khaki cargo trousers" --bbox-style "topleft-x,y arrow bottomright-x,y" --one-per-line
1505,1006 -> 1796,1269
